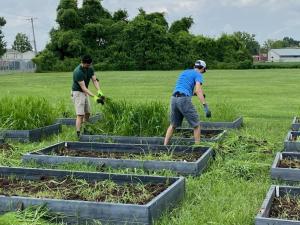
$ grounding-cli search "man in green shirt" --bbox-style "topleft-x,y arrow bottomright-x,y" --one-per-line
72,55 -> 104,137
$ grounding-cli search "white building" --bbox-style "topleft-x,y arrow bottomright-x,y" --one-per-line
268,48 -> 300,62
0,49 -> 36,72
1,49 -> 35,61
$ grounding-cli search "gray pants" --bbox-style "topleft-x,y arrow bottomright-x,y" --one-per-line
170,96 -> 200,128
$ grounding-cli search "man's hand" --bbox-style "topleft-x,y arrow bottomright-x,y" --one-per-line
93,95 -> 105,105
97,89 -> 104,97
203,104 -> 211,118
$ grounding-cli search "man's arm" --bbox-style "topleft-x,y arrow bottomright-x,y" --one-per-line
78,81 -> 95,97
194,81 -> 211,118
91,75 -> 100,91
194,82 -> 206,104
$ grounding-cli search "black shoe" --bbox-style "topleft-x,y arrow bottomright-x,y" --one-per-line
76,131 -> 80,138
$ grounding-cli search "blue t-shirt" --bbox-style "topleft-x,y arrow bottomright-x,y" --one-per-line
173,69 -> 204,96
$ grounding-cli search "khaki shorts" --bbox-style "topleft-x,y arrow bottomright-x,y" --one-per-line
71,91 -> 91,115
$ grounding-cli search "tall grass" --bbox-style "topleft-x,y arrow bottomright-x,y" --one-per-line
198,101 -> 240,122
0,96 -> 57,130
85,100 -> 169,136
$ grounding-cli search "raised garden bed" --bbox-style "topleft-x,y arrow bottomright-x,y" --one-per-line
271,152 -> 300,182
284,131 -> 300,152
255,185 -> 300,225
0,166 -> 184,225
23,142 -> 214,176
80,129 -> 226,145
292,117 -> 300,131
55,114 -> 101,126
182,116 -> 243,129
0,123 -> 62,142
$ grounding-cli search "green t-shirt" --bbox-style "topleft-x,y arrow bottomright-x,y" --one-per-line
72,65 -> 95,92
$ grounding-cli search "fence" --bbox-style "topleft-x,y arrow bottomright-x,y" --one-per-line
0,59 -> 36,73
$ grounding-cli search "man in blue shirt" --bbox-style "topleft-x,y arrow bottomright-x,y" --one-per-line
164,60 -> 211,145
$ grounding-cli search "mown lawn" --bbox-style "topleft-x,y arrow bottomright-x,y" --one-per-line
0,69 -> 300,225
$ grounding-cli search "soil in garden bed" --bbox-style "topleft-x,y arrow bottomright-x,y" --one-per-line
54,147 -> 203,162
270,195 -> 300,220
278,158 -> 300,169
290,134 -> 299,141
0,143 -> 14,153
0,175 -> 168,205
174,132 -> 216,139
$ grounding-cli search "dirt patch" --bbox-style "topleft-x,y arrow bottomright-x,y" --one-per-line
175,131 -> 217,139
270,195 -> 300,220
279,158 -> 300,169
55,147 -> 203,162
0,143 -> 14,153
0,176 -> 169,205
290,134 -> 299,141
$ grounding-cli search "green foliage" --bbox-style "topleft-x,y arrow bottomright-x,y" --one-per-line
34,2 -> 253,71
12,33 -> 33,53
0,17 -> 6,57
253,62 -> 300,69
0,96 -> 57,130
233,31 -> 260,55
85,100 -> 169,136
169,17 -> 193,34
199,101 -> 240,122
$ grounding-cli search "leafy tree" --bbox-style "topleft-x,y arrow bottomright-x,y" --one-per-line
12,33 -> 33,53
79,0 -> 111,24
0,17 -> 6,57
113,9 -> 128,22
169,17 -> 194,33
282,37 -> 300,47
56,0 -> 81,29
233,31 -> 260,55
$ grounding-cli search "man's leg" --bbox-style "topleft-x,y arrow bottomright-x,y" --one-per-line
83,113 -> 90,123
193,125 -> 201,145
164,125 -> 175,145
76,115 -> 84,137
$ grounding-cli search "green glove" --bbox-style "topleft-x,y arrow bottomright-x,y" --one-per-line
97,89 -> 104,97
93,95 -> 98,102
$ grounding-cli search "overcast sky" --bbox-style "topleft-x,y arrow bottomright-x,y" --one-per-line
1,0 -> 300,52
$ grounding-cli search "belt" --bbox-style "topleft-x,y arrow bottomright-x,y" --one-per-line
173,92 -> 187,97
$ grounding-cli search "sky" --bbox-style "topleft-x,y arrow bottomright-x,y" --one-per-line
1,0 -> 300,52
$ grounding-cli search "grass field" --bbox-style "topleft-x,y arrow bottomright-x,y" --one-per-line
0,69 -> 300,225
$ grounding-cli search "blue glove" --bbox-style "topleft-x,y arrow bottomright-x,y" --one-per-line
203,104 -> 211,118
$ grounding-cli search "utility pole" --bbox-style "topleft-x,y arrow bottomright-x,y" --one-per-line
26,17 -> 38,55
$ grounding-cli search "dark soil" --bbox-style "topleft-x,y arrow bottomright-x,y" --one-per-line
291,134 -> 299,141
175,131 -> 217,139
0,175 -> 168,205
55,147 -> 203,162
279,158 -> 300,169
0,143 -> 14,152
270,196 -> 300,220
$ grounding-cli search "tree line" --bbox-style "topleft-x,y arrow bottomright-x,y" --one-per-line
0,0 -> 299,72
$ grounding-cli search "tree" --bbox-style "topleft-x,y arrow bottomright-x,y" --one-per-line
169,17 -> 194,33
56,0 -> 81,30
79,0 -> 111,24
113,9 -> 128,22
12,33 -> 33,53
233,31 -> 260,55
0,17 -> 6,57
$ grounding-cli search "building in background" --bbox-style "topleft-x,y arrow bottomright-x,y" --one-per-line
0,49 -> 36,72
268,48 -> 300,62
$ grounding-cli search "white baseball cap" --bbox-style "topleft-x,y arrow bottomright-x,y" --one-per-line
194,60 -> 206,69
